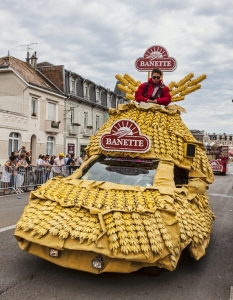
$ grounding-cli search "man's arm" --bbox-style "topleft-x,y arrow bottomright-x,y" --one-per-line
54,158 -> 59,166
135,82 -> 149,103
16,147 -> 22,154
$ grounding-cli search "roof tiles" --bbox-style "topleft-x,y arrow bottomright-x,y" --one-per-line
0,56 -> 63,94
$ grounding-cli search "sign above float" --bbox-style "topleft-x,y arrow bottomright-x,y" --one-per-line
135,45 -> 177,72
100,119 -> 151,153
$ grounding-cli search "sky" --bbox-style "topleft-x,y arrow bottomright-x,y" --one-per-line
1,0 -> 233,134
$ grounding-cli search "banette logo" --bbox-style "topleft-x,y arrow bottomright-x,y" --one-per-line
210,160 -> 223,172
135,45 -> 177,72
100,119 -> 151,153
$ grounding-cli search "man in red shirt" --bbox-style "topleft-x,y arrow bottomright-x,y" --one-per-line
135,68 -> 171,106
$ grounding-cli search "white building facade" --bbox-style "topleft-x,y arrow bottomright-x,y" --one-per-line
204,132 -> 233,147
0,55 -> 66,165
38,64 -> 126,157
0,53 -> 127,164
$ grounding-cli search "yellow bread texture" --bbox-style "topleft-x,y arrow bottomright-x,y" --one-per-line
14,102 -> 215,273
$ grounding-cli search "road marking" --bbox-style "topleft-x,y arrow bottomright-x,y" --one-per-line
209,193 -> 233,198
230,286 -> 233,300
0,225 -> 16,233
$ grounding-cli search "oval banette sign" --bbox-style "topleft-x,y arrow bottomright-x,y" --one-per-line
100,119 -> 151,153
135,45 -> 177,72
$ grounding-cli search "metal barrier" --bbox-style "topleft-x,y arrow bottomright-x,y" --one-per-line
0,165 -> 80,196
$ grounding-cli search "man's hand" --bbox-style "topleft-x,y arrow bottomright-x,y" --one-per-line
146,99 -> 157,104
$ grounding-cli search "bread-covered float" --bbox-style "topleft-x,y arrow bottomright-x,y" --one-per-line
14,74 -> 215,274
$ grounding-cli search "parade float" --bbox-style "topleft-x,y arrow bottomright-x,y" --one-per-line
206,144 -> 229,175
14,50 -> 215,274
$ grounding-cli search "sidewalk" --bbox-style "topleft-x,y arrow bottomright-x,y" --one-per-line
0,188 -> 34,198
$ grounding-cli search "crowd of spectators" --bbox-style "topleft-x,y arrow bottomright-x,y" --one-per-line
0,147 -> 84,195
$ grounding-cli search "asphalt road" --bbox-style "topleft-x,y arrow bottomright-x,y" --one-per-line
0,165 -> 233,300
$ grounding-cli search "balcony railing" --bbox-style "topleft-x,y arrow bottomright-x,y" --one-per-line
45,120 -> 61,134
83,127 -> 93,137
68,123 -> 82,135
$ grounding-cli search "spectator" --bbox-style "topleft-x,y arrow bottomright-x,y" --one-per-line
76,155 -> 84,167
20,146 -> 26,154
48,155 -> 56,179
44,156 -> 51,181
25,152 -> 31,165
11,151 -> 19,162
64,154 -> 70,165
17,153 -> 28,193
36,155 -> 46,184
67,154 -> 75,166
18,146 -> 31,155
1,155 -> 18,195
24,152 -> 32,190
49,155 -> 56,166
66,154 -> 75,176
37,154 -> 42,162
52,153 -> 65,177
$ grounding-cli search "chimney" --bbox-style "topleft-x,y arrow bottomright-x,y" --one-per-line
30,51 -> 38,69
26,51 -> 30,64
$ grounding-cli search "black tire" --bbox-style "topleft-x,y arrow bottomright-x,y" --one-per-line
142,266 -> 162,276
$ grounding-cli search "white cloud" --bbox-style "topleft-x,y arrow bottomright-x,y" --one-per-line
0,0 -> 233,133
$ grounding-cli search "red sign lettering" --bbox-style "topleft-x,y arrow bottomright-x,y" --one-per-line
210,160 -> 223,172
135,45 -> 177,72
100,120 -> 151,153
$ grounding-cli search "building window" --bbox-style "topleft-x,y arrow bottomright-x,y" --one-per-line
96,115 -> 99,131
96,90 -> 100,101
8,132 -> 19,156
71,80 -> 75,94
70,107 -> 74,124
48,102 -> 56,121
46,136 -> 54,156
31,97 -> 38,117
108,94 -> 111,107
84,84 -> 89,98
84,112 -> 88,129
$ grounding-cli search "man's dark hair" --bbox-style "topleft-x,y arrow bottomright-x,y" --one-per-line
9,155 -> 17,161
151,68 -> 162,76
70,154 -> 74,158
